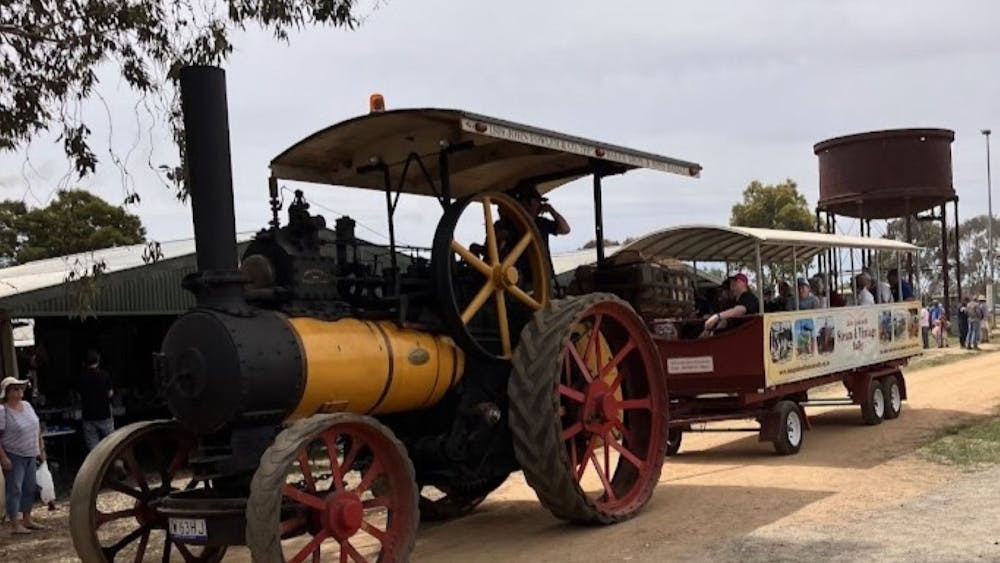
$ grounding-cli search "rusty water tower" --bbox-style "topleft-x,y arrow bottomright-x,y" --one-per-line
814,128 -> 963,313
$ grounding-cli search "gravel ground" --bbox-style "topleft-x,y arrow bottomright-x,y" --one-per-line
705,465 -> 1000,562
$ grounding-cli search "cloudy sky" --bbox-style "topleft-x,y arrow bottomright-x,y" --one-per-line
2,0 -> 999,254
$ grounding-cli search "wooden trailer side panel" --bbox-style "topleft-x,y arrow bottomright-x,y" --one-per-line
655,316 -> 766,397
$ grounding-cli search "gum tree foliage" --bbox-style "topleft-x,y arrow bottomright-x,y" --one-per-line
886,214 -> 1000,299
1,189 -> 145,265
729,179 -> 814,284
0,0 -> 371,201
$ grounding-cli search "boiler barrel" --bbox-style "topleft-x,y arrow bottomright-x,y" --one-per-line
287,318 -> 465,419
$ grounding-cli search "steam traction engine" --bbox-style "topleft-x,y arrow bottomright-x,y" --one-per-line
68,66 -> 702,562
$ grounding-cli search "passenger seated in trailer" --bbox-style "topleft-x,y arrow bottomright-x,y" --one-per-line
763,283 -> 787,313
716,277 -> 735,312
703,273 -> 759,334
695,286 -> 718,316
827,272 -> 847,307
887,269 -> 914,301
787,278 -> 820,310
808,275 -> 828,308
855,273 -> 875,305
864,267 -> 893,303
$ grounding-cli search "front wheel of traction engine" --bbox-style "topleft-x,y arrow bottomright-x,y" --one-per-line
246,413 -> 418,563
69,420 -> 226,563
509,293 -> 669,524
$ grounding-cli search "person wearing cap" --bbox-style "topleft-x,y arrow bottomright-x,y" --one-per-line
966,295 -> 986,350
703,273 -> 759,332
786,278 -> 821,310
504,185 -> 570,258
1,376 -> 46,534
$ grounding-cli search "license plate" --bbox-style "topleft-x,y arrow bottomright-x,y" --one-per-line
168,518 -> 207,540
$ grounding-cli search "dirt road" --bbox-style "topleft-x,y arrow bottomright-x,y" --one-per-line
3,351 -> 999,562
407,351 -> 1000,562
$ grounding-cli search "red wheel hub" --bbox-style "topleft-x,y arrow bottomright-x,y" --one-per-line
582,380 -> 619,435
325,492 -> 364,540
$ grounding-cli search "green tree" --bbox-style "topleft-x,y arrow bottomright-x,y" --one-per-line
0,200 -> 27,266
884,214 -> 1000,300
1,190 -> 145,264
730,179 -> 814,283
1,0 -> 373,200
579,239 -> 621,250
730,179 -> 815,231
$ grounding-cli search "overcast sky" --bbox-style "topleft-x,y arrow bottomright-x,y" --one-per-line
2,0 -> 999,254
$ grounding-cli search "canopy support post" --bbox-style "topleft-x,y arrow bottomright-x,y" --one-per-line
755,243 -> 764,309
593,172 -> 605,265
792,246 -> 799,310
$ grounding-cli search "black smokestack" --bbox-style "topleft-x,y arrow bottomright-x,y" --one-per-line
179,65 -> 238,274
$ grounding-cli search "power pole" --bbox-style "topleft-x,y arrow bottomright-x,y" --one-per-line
984,129 -> 994,327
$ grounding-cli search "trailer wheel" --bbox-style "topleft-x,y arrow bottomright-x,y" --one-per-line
772,401 -> 804,455
69,420 -> 226,563
246,413 -> 418,563
882,375 -> 902,420
665,429 -> 683,457
860,379 -> 886,425
510,293 -> 668,524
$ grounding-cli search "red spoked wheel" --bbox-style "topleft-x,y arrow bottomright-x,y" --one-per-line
69,420 -> 226,562
510,293 -> 668,523
246,413 -> 418,562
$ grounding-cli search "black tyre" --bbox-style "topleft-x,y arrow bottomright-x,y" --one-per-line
772,401 -> 804,455
246,413 -> 418,563
882,375 -> 902,420
860,378 -> 886,425
510,293 -> 668,524
665,428 -> 683,457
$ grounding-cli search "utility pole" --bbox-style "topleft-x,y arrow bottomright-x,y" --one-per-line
984,129 -> 994,328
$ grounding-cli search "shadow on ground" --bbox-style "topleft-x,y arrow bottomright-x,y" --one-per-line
411,483 -> 832,562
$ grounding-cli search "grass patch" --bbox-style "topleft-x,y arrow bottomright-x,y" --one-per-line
920,411 -> 1000,469
905,346 -> 999,372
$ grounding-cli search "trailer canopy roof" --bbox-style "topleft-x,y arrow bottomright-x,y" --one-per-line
621,225 -> 920,265
269,109 -> 701,199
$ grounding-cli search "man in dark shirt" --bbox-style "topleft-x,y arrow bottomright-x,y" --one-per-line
703,273 -> 760,333
78,349 -> 115,451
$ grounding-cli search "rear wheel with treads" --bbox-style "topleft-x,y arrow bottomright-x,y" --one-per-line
509,293 -> 668,524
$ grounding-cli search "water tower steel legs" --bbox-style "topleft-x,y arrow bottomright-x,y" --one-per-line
953,197 -> 962,306
941,203 -> 951,319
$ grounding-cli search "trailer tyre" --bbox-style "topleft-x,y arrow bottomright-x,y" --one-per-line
665,428 -> 683,457
860,379 -> 886,425
882,376 -> 902,420
772,401 -> 804,455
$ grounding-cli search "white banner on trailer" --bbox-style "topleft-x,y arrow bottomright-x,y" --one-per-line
764,303 -> 923,388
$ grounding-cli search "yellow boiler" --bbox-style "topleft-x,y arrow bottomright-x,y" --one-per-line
286,317 -> 465,420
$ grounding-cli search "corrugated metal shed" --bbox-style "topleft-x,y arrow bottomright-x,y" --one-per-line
0,230 -> 407,317
0,240 -> 254,317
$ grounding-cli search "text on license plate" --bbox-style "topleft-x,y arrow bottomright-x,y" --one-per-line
169,518 -> 207,540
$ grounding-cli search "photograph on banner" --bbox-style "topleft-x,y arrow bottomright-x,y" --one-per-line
765,303 -> 921,387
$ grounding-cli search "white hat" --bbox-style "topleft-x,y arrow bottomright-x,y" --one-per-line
0,376 -> 30,400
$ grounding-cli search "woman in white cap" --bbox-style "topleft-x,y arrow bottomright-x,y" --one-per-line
0,376 -> 46,535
